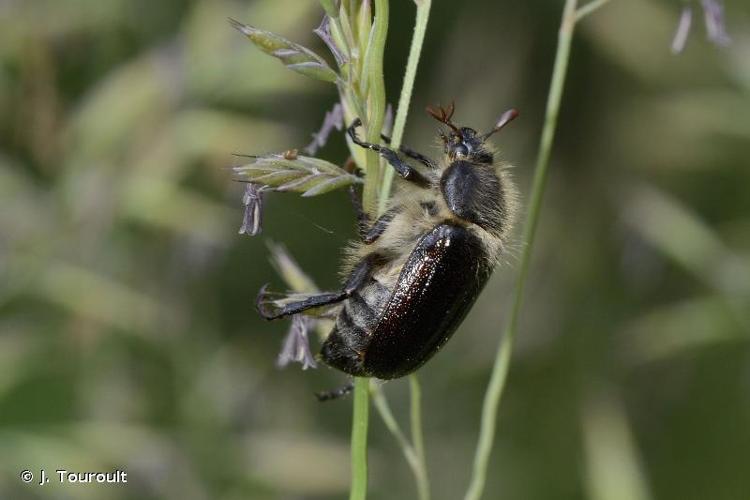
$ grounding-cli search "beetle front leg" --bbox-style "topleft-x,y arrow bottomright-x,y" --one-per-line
257,254 -> 377,320
347,119 -> 430,187
380,133 -> 438,170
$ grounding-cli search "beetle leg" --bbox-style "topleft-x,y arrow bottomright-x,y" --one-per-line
257,255 -> 376,320
347,118 -> 430,187
398,145 -> 438,170
348,185 -> 370,240
363,209 -> 396,244
349,182 -> 397,244
256,289 -> 344,320
315,380 -> 354,402
380,133 -> 438,169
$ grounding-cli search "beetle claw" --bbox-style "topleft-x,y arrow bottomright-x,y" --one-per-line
256,284 -> 278,320
347,118 -> 362,142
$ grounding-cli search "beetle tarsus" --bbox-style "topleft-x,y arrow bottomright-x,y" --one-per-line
255,284 -> 278,320
348,118 -> 430,187
315,380 -> 355,402
347,118 -> 379,152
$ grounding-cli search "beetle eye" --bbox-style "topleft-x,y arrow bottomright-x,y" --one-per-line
454,144 -> 468,156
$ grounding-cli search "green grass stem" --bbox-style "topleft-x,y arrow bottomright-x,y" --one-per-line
377,0 -> 432,214
349,2 -> 391,497
350,377 -> 371,500
461,1 -> 612,498
371,381 -> 430,500
361,0 -> 389,213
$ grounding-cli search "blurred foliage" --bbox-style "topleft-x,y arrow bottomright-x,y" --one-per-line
0,0 -> 749,499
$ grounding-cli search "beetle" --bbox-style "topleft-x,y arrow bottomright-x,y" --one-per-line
257,103 -> 519,396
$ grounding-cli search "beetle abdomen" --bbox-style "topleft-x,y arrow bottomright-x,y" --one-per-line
319,279 -> 391,376
363,223 -> 491,379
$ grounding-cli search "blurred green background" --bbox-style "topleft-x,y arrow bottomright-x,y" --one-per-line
1,0 -> 749,499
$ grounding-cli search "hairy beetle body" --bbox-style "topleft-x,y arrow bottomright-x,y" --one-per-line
257,104 -> 519,388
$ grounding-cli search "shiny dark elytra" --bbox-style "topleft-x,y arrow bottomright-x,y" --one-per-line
256,104 -> 518,388
321,223 -> 490,378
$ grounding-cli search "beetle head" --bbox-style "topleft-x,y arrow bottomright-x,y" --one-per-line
427,104 -> 519,164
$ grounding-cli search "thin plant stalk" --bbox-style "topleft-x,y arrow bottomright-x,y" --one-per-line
366,0 -> 433,498
378,0 -> 432,214
350,1 -> 391,497
361,0 -> 389,213
576,0 -> 612,21
350,377 -> 371,500
409,375 -> 429,500
371,382 -> 430,500
463,0 -> 612,498
369,0 -> 433,496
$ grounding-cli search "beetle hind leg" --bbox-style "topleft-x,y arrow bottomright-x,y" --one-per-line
256,254 -> 378,320
349,185 -> 397,245
256,286 -> 346,320
315,380 -> 355,402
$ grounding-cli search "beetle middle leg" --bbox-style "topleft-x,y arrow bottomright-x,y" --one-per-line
362,209 -> 396,244
347,118 -> 430,187
348,185 -> 370,240
349,185 -> 397,244
257,254 -> 378,320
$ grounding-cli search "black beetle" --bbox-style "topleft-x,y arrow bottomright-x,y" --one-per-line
257,103 -> 519,396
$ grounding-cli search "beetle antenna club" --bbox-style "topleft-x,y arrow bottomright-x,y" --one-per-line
426,101 -> 459,134
482,108 -> 519,139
